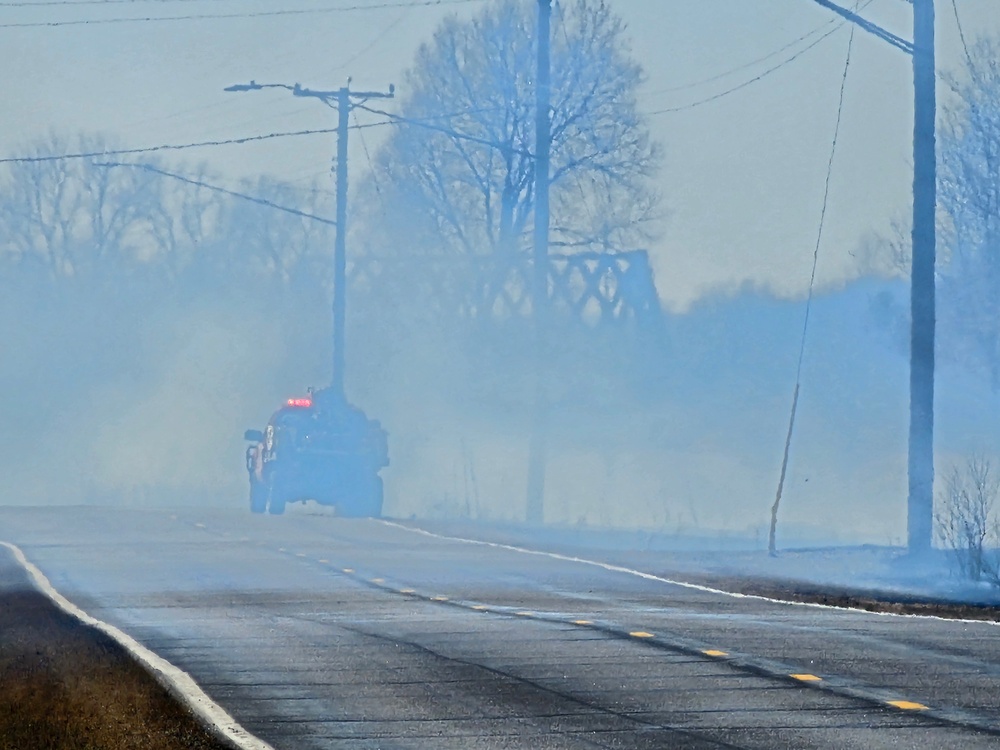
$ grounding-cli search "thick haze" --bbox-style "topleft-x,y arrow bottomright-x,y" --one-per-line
3,0 -> 1000,547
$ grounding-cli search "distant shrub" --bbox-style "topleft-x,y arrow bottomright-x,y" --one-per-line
936,455 -> 1000,586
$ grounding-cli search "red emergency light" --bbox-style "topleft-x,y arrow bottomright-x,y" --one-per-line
286,398 -> 313,408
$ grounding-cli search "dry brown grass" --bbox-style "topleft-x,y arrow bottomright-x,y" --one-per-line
702,574 -> 1000,622
0,590 -> 235,750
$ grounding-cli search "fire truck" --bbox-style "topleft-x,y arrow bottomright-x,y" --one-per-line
243,387 -> 388,517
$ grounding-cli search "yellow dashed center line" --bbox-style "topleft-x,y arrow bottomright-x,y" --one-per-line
888,700 -> 929,711
195,542 -> 935,712
156,533 -> 928,714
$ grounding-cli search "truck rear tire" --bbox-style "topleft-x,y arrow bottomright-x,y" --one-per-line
267,474 -> 287,516
249,479 -> 267,514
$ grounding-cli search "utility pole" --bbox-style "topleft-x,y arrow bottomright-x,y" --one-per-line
526,0 -> 552,525
224,80 -> 394,399
909,0 -> 936,555
806,0 -> 934,555
331,86 -> 353,400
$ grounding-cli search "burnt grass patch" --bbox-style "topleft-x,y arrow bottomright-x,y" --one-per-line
0,588 -> 235,750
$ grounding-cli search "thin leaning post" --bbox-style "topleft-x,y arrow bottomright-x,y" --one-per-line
908,0 -> 936,556
526,0 -> 552,526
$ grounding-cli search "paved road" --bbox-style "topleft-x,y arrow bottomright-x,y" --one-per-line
3,506 -> 1000,749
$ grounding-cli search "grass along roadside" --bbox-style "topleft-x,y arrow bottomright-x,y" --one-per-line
0,588 -> 235,750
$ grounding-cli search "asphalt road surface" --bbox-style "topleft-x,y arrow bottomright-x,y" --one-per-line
4,506 -> 1000,749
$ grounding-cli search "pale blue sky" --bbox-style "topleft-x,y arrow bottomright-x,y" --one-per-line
2,0 -> 998,308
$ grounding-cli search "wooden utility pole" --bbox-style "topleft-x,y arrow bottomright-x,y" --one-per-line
805,0 -> 934,555
526,0 -> 552,525
908,0 -> 936,554
224,80 -> 394,398
332,86 -> 351,399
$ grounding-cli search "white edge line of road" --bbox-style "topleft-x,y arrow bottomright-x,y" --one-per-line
378,520 -> 1000,627
0,541 -> 276,750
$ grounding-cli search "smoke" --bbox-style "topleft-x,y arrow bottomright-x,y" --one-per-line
0,259 -> 904,545
4,249 -> 993,551
83,308 -> 283,501
0,274 -> 329,508
2,153 -> 998,551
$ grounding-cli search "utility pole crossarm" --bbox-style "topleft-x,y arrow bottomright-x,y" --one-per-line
809,0 -> 914,54
292,84 -> 395,103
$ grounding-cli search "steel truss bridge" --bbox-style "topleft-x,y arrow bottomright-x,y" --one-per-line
348,249 -> 662,328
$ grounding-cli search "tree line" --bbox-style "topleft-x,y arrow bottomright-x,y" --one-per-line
3,0 -> 1000,390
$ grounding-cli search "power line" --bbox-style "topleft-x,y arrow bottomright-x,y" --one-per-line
798,29 -> 857,382
646,18 -> 854,116
353,108 -> 384,202
354,102 -> 531,155
0,0 -> 483,28
647,16 -> 839,96
950,0 -> 973,71
327,9 -> 409,75
648,0 -> 877,97
96,161 -> 338,225
0,122 -> 393,165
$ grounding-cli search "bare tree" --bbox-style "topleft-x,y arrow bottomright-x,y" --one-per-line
0,138 -> 82,275
941,38 -> 1000,261
357,0 -> 660,260
0,135 -> 340,292
935,36 -> 1000,386
936,454 -> 1000,585
0,134 -> 173,279
221,176 -> 335,287
854,36 -> 1000,388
